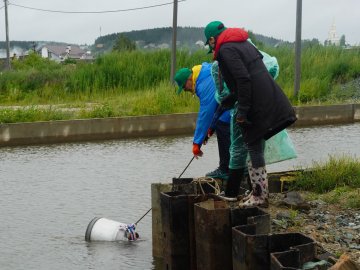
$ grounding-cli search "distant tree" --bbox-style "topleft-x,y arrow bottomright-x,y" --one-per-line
302,38 -> 321,49
340,35 -> 346,46
92,27 -> 288,53
112,34 -> 136,52
247,30 -> 263,47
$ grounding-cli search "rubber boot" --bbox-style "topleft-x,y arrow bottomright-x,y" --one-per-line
225,168 -> 245,198
239,162 -> 269,208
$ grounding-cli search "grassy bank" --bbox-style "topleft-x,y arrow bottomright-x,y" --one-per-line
0,81 -> 200,123
0,46 -> 359,123
292,155 -> 360,209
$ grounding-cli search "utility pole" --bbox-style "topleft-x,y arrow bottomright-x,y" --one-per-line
4,0 -> 11,69
294,0 -> 302,97
170,0 -> 178,83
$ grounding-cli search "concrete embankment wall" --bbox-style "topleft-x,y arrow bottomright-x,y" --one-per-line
0,104 -> 359,147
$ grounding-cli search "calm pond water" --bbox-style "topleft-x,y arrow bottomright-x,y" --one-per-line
0,123 -> 359,270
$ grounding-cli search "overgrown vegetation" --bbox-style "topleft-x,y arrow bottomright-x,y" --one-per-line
0,81 -> 199,123
293,155 -> 360,193
0,107 -> 73,123
292,155 -> 360,208
0,45 -> 359,123
263,45 -> 360,103
112,34 -> 136,52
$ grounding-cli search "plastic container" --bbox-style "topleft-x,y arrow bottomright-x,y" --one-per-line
85,217 -> 137,242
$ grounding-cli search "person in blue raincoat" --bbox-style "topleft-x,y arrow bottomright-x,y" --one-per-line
174,62 -> 231,180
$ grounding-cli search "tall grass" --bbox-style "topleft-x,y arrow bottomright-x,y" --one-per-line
65,50 -> 211,94
292,155 -> 360,193
0,46 -> 359,109
78,81 -> 199,117
265,45 -> 360,103
0,81 -> 199,123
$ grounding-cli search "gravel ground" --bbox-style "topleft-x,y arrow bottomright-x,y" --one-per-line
268,192 -> 360,266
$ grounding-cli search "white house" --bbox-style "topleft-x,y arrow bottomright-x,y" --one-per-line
39,44 -> 92,62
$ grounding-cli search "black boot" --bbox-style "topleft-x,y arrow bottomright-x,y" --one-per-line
225,168 -> 245,197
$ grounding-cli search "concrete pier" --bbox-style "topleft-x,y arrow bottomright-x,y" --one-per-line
1,104 -> 359,147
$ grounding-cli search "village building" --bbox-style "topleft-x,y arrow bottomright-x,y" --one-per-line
325,21 -> 340,46
39,44 -> 92,62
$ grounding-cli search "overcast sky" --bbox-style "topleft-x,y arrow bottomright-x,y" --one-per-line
1,0 -> 359,46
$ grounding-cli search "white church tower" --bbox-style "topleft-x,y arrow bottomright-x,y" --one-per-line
326,21 -> 340,46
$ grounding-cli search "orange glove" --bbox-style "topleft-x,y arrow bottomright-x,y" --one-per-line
192,143 -> 203,158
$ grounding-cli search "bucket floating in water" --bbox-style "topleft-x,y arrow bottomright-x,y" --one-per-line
85,217 -> 139,242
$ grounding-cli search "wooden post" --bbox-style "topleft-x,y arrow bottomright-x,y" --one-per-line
151,183 -> 172,258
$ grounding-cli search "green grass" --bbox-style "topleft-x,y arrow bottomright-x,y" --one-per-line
292,155 -> 360,193
264,46 -> 360,103
302,187 -> 360,209
0,81 -> 200,123
0,107 -> 73,123
291,155 -> 360,209
0,46 -> 360,123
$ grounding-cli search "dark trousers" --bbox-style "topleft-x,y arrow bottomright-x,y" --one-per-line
246,138 -> 266,168
215,120 -> 231,172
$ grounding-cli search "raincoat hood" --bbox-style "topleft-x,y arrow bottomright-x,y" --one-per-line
213,28 -> 249,59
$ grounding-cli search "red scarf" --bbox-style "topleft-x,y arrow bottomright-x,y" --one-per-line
213,28 -> 249,59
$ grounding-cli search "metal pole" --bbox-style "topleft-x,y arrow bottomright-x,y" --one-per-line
294,0 -> 302,97
178,156 -> 195,179
134,155 -> 195,225
4,0 -> 11,69
170,0 -> 178,82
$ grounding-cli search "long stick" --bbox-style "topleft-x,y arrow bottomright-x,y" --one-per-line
178,156 -> 195,179
134,156 -> 195,225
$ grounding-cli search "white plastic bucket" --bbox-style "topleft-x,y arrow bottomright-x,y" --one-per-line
85,217 -> 129,242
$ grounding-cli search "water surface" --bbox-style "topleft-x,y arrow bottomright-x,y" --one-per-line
0,123 -> 359,270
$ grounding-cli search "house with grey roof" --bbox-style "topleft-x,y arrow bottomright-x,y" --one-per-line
39,45 -> 92,62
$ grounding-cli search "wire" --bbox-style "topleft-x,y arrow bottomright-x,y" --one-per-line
9,0 -> 186,14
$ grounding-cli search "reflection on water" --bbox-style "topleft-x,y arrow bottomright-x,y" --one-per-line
0,123 -> 359,270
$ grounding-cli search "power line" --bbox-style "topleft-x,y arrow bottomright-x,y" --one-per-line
8,0 -> 186,14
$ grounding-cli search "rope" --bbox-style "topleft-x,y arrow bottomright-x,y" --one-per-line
134,208 -> 152,225
191,177 -> 222,195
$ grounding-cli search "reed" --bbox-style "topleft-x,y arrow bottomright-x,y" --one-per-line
0,46 -> 359,110
266,46 -> 360,103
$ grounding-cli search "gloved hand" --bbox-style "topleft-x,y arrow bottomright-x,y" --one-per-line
203,128 -> 214,145
220,93 -> 237,110
192,143 -> 203,158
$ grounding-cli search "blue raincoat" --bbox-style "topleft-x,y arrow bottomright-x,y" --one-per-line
193,62 -> 230,145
